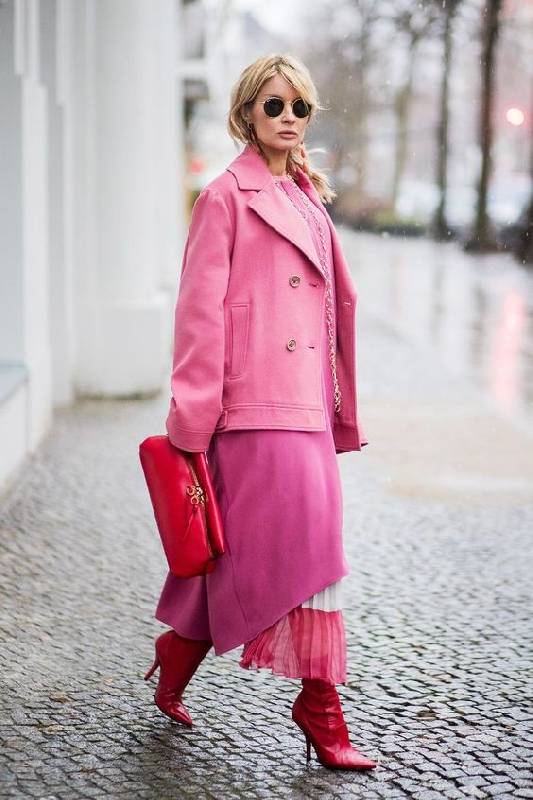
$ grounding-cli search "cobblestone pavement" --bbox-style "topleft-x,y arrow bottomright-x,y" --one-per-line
1,238 -> 533,798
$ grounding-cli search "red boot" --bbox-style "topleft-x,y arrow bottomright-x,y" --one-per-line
292,678 -> 378,769
144,629 -> 212,726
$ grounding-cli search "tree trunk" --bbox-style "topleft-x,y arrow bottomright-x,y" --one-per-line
391,34 -> 417,210
431,5 -> 456,240
465,0 -> 502,252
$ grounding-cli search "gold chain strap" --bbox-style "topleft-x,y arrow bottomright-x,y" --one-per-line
275,181 -> 342,414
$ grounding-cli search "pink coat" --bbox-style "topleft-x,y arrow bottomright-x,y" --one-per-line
165,143 -> 368,454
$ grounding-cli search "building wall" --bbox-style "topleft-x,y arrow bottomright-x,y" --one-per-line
0,0 -> 187,494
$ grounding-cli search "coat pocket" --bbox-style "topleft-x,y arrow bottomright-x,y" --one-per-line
228,302 -> 250,378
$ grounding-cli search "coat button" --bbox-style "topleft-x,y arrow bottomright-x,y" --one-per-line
287,338 -> 297,351
289,275 -> 301,287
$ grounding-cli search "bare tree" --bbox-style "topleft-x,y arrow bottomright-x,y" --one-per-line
516,81 -> 533,265
464,0 -> 503,251
383,1 -> 440,209
348,0 -> 382,198
303,0 -> 383,201
431,0 -> 463,240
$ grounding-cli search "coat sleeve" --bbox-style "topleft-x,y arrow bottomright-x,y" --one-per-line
165,187 -> 233,452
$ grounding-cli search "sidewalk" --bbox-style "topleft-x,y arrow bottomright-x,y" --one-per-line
1,247 -> 532,798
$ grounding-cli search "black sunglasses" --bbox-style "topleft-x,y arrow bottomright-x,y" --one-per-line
259,96 -> 311,119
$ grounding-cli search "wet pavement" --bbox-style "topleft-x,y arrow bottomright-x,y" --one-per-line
1,230 -> 532,799
350,230 -> 533,430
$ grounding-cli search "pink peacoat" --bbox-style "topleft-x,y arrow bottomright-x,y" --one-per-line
165,143 -> 368,454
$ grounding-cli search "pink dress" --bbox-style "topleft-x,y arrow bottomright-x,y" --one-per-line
155,174 -> 348,684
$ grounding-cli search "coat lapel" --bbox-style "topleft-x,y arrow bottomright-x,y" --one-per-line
226,144 -> 328,279
248,187 -> 326,278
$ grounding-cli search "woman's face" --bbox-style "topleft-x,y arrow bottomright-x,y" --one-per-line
245,74 -> 310,156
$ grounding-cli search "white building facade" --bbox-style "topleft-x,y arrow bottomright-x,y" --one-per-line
0,0 -> 189,493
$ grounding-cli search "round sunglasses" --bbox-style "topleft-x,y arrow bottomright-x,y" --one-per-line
259,96 -> 311,119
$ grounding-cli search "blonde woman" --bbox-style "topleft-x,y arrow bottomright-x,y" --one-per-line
145,53 -> 377,771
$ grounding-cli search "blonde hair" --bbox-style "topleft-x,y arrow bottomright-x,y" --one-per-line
227,53 -> 337,204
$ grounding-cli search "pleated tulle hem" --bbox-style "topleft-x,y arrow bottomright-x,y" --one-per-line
238,606 -> 347,684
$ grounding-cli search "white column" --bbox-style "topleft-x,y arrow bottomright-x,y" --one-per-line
70,0 -> 181,396
0,0 -> 53,456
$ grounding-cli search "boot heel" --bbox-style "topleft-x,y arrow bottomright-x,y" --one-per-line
305,734 -> 312,763
293,709 -> 313,763
144,657 -> 159,681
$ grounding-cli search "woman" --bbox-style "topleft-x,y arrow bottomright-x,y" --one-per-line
145,53 -> 377,771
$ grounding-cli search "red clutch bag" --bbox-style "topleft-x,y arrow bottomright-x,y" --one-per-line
138,435 -> 225,578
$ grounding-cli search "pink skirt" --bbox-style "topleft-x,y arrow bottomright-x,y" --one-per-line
235,189 -> 347,685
